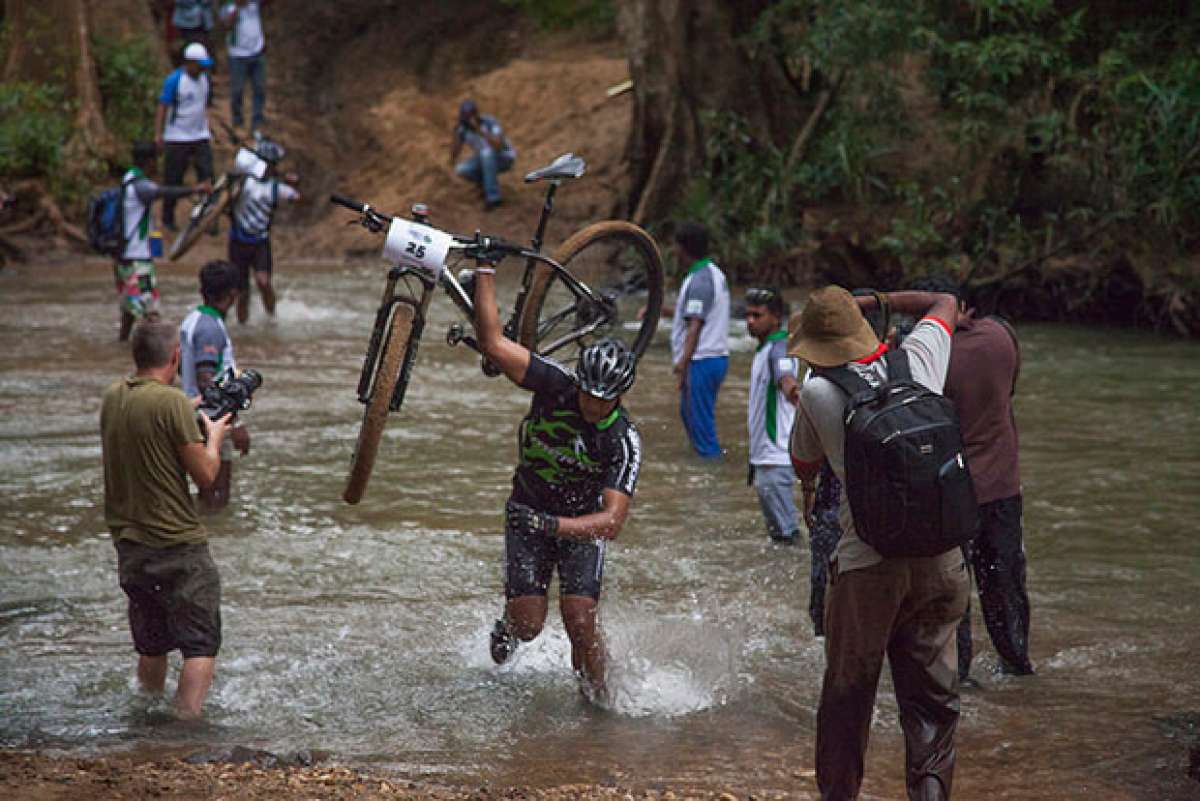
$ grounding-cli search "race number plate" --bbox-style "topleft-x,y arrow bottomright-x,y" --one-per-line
383,218 -> 452,280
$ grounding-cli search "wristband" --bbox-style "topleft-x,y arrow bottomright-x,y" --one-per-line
476,267 -> 496,275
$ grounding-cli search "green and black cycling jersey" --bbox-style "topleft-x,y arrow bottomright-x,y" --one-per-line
511,354 -> 642,517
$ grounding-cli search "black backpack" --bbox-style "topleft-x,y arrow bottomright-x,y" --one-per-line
86,176 -> 135,257
815,349 -> 979,558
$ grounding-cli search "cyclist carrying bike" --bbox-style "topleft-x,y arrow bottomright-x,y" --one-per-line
472,266 -> 642,701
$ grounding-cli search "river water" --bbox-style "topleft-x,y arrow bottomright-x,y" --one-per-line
1,258 -> 1198,800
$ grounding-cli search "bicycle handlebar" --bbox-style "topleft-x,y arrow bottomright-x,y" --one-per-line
329,192 -> 532,260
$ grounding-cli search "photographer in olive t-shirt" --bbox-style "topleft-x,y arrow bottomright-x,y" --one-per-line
100,320 -> 230,719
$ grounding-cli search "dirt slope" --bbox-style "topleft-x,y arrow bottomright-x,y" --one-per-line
233,4 -> 632,261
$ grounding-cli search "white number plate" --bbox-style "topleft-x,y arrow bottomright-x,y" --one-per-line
383,218 -> 452,279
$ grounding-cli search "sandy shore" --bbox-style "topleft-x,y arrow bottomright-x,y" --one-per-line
0,751 -> 767,801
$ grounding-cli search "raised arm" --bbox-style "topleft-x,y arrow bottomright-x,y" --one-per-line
855,290 -> 960,331
473,268 -> 531,385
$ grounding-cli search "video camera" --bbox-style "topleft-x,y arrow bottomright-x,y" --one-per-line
197,369 -> 263,425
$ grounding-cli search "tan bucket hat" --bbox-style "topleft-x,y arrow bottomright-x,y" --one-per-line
787,285 -> 880,367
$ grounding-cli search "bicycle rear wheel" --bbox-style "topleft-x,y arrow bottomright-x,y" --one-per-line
343,301 -> 417,505
516,220 -> 663,363
168,177 -> 236,261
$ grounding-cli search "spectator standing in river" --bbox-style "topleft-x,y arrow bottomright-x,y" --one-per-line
114,141 -> 208,341
220,0 -> 268,135
744,287 -> 802,543
155,42 -> 214,233
790,285 -> 969,800
101,319 -> 231,719
449,99 -> 517,211
912,275 -> 1035,682
664,222 -> 730,458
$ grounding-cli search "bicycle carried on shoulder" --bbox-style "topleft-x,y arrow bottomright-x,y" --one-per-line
330,153 -> 664,504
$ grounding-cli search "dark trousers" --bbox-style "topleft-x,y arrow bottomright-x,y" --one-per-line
956,494 -> 1033,679
161,140 -> 213,227
817,554 -> 969,801
808,462 -> 843,636
229,53 -> 266,129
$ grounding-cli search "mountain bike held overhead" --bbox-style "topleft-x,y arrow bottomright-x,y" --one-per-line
328,152 -> 664,505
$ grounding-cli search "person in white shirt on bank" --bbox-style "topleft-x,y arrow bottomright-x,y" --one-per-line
155,43 -> 214,233
220,0 -> 268,134
744,287 -> 802,543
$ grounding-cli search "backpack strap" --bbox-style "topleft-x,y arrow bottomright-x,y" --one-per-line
884,347 -> 913,384
812,364 -> 872,399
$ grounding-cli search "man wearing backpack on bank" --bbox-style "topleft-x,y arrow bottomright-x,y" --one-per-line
789,286 -> 970,801
112,142 -> 209,341
155,42 -> 214,233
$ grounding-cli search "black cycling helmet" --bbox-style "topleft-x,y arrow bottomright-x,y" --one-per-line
576,338 -> 637,401
254,138 -> 286,164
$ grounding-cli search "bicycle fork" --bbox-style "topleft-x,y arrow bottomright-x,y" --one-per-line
357,267 -> 436,412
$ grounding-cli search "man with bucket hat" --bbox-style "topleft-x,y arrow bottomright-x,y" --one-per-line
788,285 -> 970,801
156,42 -> 215,232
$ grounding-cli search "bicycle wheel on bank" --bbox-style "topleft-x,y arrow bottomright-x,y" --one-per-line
168,177 -> 236,261
516,220 -> 664,364
343,301 -> 417,505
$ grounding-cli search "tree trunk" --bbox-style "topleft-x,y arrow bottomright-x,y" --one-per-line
3,0 -> 118,162
616,0 -> 800,225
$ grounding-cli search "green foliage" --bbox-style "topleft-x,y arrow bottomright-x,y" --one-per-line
92,35 -> 160,145
0,82 -> 72,178
501,0 -> 614,32
670,0 -> 1200,281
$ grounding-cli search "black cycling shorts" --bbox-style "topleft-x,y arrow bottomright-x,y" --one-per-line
116,539 -> 222,659
228,237 -> 273,288
503,501 -> 605,600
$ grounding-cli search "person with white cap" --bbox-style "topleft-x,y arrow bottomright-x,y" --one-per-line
155,42 -> 214,233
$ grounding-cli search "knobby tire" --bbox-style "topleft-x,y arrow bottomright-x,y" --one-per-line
516,220 -> 664,358
168,179 -> 236,262
343,302 -> 417,505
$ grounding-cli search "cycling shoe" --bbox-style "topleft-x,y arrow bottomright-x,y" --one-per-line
490,618 -> 517,665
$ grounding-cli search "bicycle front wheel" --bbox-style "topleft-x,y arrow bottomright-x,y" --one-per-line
516,220 -> 664,363
343,301 -> 417,505
168,177 -> 235,261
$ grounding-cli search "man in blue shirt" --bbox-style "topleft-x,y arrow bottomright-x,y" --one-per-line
155,43 -> 214,232
449,99 -> 516,211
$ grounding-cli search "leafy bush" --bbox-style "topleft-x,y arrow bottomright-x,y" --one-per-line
501,0 -> 614,32
92,35 -> 160,145
0,82 -> 71,178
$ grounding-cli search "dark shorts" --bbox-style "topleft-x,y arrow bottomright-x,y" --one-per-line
228,238 -> 273,287
115,539 -> 222,658
503,500 -> 605,600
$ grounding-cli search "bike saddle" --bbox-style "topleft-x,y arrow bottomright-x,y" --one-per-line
523,153 -> 587,184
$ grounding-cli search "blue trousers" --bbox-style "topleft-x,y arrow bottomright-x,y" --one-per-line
679,355 -> 727,458
455,148 -> 514,204
229,53 -> 266,129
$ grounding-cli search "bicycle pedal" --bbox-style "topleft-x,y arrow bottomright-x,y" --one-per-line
446,323 -> 465,346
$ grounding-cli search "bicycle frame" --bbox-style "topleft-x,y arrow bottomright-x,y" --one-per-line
353,179 -> 609,410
